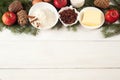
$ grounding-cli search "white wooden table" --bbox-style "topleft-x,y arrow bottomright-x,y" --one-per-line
0,28 -> 120,80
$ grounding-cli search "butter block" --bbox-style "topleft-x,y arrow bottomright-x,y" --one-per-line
81,10 -> 102,26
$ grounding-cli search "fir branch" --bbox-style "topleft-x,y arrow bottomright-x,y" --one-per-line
111,0 -> 120,6
67,22 -> 79,32
101,24 -> 120,38
21,0 -> 32,12
0,0 -> 39,36
84,0 -> 94,6
0,23 -> 4,31
104,5 -> 120,12
4,23 -> 39,36
1,0 -> 120,38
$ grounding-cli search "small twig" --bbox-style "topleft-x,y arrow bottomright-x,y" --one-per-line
30,18 -> 38,23
27,15 -> 35,19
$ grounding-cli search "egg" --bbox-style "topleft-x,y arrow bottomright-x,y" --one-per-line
32,0 -> 43,5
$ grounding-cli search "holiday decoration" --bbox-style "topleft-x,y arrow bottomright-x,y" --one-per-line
1,0 -> 120,38
17,10 -> 28,26
0,0 -> 39,35
94,0 -> 110,8
8,0 -> 23,13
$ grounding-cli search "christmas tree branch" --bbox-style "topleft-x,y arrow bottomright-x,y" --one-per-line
0,0 -> 39,36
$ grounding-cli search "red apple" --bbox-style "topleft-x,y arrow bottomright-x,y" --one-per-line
2,11 -> 16,26
105,9 -> 119,23
54,0 -> 67,9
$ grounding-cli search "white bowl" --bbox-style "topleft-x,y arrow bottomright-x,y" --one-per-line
28,2 -> 59,30
59,6 -> 79,27
79,7 -> 105,29
70,0 -> 85,8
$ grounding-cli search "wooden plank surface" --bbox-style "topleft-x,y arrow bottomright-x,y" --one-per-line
0,41 -> 120,79
0,69 -> 119,80
0,40 -> 120,68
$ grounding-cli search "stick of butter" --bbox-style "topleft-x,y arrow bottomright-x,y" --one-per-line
81,10 -> 102,27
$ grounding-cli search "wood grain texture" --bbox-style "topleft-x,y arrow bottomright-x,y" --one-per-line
0,40 -> 119,68
0,69 -> 120,80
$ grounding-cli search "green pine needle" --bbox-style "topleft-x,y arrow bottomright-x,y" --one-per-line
101,24 -> 120,38
67,22 -> 79,32
0,0 -> 39,36
1,0 -> 120,38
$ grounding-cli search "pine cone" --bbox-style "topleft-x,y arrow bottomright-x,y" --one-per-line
8,0 -> 23,13
17,10 -> 28,26
94,0 -> 110,8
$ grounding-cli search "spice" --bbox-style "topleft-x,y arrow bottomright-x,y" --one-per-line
27,15 -> 35,19
30,18 -> 38,23
59,9 -> 78,24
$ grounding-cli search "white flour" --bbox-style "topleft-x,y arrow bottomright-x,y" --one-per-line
31,8 -> 56,28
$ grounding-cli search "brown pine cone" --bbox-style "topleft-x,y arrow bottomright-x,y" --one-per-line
17,10 -> 28,26
94,0 -> 110,9
8,0 -> 23,13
